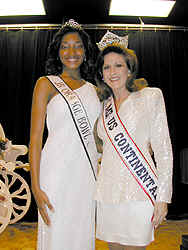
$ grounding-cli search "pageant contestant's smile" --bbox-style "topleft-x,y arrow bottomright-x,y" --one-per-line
103,52 -> 129,91
59,32 -> 85,70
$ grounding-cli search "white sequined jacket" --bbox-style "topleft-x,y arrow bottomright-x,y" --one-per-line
95,87 -> 173,204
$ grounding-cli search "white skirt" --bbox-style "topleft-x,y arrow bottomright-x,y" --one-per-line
96,200 -> 154,246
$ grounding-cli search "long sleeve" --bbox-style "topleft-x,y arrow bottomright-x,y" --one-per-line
149,88 -> 173,203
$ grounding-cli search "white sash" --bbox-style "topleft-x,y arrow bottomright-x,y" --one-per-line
46,75 -> 97,180
103,96 -> 158,205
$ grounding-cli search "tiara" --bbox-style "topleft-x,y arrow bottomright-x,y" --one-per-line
97,30 -> 128,51
62,19 -> 82,30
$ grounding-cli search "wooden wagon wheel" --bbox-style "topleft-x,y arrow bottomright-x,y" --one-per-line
0,180 -> 12,234
0,170 -> 31,224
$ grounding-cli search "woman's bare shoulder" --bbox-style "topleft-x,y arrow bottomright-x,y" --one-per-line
32,76 -> 58,105
35,76 -> 52,89
34,76 -> 56,96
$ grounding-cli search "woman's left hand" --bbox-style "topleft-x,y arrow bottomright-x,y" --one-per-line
152,202 -> 168,228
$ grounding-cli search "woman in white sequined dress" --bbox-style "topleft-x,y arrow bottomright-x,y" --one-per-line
94,40 -> 173,250
29,20 -> 101,250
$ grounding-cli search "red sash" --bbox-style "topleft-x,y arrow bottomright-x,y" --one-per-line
103,96 -> 157,205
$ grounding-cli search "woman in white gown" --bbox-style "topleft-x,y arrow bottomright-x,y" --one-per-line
94,32 -> 173,250
29,20 -> 101,250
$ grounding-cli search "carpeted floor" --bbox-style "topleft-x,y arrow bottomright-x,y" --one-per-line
0,220 -> 188,249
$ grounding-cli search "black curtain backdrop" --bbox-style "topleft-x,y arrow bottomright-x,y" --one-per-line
0,29 -> 187,222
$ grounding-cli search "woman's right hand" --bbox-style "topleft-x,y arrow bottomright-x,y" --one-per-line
32,187 -> 54,226
29,78 -> 56,226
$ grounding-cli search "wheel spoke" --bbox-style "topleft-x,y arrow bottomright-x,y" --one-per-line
1,172 -> 9,187
13,204 -> 25,211
12,209 -> 19,218
1,171 -> 31,224
8,175 -> 17,188
11,184 -> 25,197
11,194 -> 28,200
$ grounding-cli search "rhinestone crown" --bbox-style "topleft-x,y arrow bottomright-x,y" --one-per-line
62,19 -> 82,30
97,30 -> 128,51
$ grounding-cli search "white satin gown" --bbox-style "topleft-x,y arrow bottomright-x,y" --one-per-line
37,81 -> 101,250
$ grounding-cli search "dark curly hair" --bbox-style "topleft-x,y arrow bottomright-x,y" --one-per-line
45,26 -> 97,82
95,46 -> 139,101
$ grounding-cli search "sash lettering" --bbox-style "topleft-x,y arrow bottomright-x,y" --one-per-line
46,75 -> 97,180
103,96 -> 158,205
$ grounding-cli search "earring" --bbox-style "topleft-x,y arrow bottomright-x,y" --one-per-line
99,72 -> 104,81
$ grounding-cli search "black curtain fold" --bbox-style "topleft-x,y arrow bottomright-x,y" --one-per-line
0,29 -> 187,221
0,30 -> 56,144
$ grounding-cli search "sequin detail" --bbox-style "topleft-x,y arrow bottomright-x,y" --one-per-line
95,87 -> 173,204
